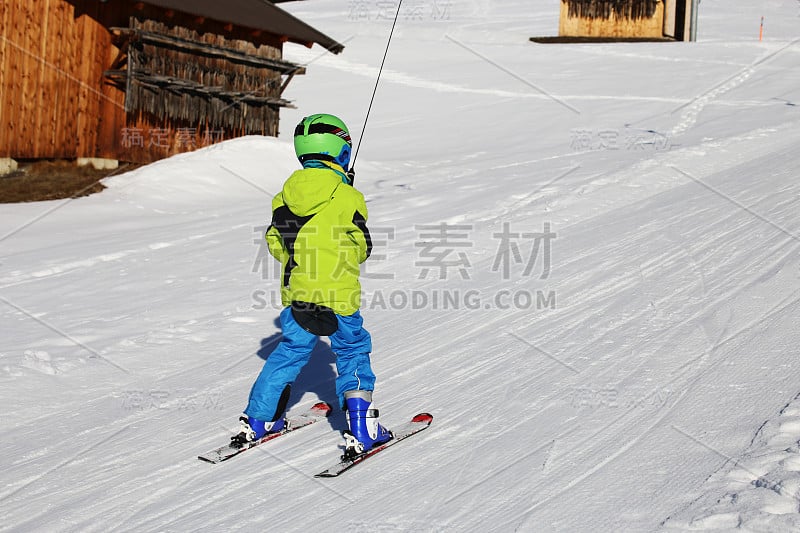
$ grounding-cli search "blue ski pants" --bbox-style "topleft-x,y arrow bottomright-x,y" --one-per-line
244,306 -> 377,421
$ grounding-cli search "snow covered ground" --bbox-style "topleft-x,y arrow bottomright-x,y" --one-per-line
2,1 -> 799,531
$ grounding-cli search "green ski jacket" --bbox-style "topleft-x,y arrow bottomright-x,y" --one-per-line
266,167 -> 371,315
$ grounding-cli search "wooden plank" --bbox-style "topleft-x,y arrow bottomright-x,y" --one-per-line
6,0 -> 20,154
110,26 -> 302,73
75,8 -> 91,158
98,35 -> 126,159
20,0 -> 36,155
89,13 -> 105,157
125,73 -> 292,106
33,0 -> 50,156
57,1 -> 73,158
0,0 -> 9,155
42,0 -> 55,155
11,0 -> 26,155
42,0 -> 64,156
55,1 -> 73,156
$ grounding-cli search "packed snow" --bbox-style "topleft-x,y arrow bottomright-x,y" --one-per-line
1,1 -> 799,531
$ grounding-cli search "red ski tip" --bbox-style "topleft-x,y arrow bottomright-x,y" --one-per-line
411,413 -> 433,424
311,402 -> 333,416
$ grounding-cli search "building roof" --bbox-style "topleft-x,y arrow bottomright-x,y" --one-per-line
141,0 -> 344,53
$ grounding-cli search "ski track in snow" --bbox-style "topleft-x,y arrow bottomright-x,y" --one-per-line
2,1 -> 800,531
424,141 -> 800,530
288,45 -> 779,111
662,391 -> 800,531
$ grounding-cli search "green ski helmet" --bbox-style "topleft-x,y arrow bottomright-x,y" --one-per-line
293,114 -> 352,170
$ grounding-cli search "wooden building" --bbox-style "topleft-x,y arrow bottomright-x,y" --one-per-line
559,0 -> 696,41
0,0 -> 344,164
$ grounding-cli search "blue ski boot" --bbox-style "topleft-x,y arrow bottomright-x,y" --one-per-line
343,390 -> 392,458
231,415 -> 285,447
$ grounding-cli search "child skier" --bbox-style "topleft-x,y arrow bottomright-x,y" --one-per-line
234,113 -> 391,456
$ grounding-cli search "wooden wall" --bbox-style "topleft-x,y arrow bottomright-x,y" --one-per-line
559,0 -> 666,39
117,17 -> 286,162
1,0 -> 295,163
0,0 -> 125,160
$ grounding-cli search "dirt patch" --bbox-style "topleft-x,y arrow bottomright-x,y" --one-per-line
0,160 -> 137,203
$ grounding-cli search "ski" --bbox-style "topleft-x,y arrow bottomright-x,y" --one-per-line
315,413 -> 433,477
198,402 -> 332,464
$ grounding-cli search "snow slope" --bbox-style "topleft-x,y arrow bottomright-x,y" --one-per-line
2,1 -> 799,531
